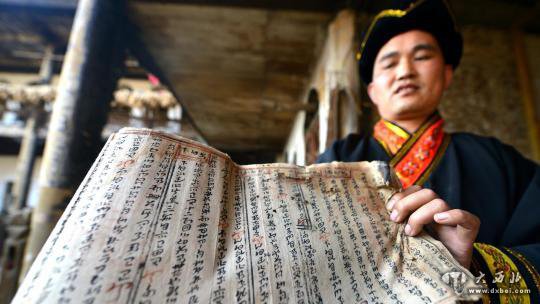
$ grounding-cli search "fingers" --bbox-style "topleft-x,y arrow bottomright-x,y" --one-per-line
434,209 -> 481,241
404,198 -> 449,236
386,185 -> 422,210
389,187 -> 444,223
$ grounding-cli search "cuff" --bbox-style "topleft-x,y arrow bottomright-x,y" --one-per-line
472,242 -> 533,304
503,247 -> 540,303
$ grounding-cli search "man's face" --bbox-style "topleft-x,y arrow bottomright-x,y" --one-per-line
367,30 -> 453,125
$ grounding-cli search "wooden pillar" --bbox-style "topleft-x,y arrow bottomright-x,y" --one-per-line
0,209 -> 31,304
0,45 -> 52,304
11,46 -> 53,210
38,44 -> 54,84
1,109 -> 45,303
20,0 -> 126,280
11,109 -> 44,211
512,28 -> 540,161
316,9 -> 360,151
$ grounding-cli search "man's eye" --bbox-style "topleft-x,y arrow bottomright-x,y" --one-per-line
415,55 -> 432,60
382,62 -> 396,69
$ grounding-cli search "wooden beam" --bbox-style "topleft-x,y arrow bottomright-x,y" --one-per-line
125,11 -> 208,143
0,0 -> 77,16
132,0 -> 357,12
0,0 -> 77,9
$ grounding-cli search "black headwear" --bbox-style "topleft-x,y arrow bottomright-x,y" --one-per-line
358,0 -> 463,84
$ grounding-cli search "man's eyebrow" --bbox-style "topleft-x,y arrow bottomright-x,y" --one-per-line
377,43 -> 437,63
413,43 -> 437,52
377,51 -> 398,63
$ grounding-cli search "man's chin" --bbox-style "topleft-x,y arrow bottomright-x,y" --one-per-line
387,107 -> 433,122
392,96 -> 423,107
391,105 -> 424,117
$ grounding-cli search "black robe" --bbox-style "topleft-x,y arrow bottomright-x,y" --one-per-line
317,132 -> 540,303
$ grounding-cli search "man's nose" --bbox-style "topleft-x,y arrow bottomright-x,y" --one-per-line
396,58 -> 416,80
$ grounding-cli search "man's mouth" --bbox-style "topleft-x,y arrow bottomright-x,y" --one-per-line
395,84 -> 419,95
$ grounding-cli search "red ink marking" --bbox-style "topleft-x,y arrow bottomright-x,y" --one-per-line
117,159 -> 135,168
232,230 -> 244,241
251,235 -> 264,246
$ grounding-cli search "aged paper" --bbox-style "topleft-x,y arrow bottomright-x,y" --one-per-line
13,128 -> 481,303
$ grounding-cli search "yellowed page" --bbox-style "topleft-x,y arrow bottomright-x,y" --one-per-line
13,128 -> 481,304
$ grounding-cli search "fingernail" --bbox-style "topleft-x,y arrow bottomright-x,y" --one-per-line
386,198 -> 396,210
390,210 -> 398,221
405,224 -> 412,235
435,213 -> 449,221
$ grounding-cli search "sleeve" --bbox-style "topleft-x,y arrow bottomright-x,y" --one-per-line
470,141 -> 540,304
316,133 -> 365,164
471,242 -> 538,304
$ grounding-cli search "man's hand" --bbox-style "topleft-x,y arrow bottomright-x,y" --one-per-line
387,185 -> 481,268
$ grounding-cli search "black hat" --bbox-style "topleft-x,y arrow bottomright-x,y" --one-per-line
358,0 -> 463,84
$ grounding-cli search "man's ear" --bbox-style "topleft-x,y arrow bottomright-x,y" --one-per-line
367,82 -> 379,107
444,64 -> 453,89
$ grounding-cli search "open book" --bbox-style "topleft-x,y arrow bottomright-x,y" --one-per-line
13,128 -> 481,303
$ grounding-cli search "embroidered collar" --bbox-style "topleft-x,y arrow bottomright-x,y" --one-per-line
373,112 -> 450,189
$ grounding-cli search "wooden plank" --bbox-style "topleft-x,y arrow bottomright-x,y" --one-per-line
129,2 -> 330,150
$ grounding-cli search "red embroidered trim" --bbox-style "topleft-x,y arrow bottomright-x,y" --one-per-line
373,121 -> 408,155
373,114 -> 446,189
393,118 -> 445,188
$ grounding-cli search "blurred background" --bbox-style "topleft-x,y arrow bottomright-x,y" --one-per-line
0,0 -> 539,301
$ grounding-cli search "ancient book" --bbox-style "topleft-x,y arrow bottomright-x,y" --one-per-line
13,128 -> 481,303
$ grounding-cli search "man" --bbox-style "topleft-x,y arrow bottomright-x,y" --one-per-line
317,0 -> 540,303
